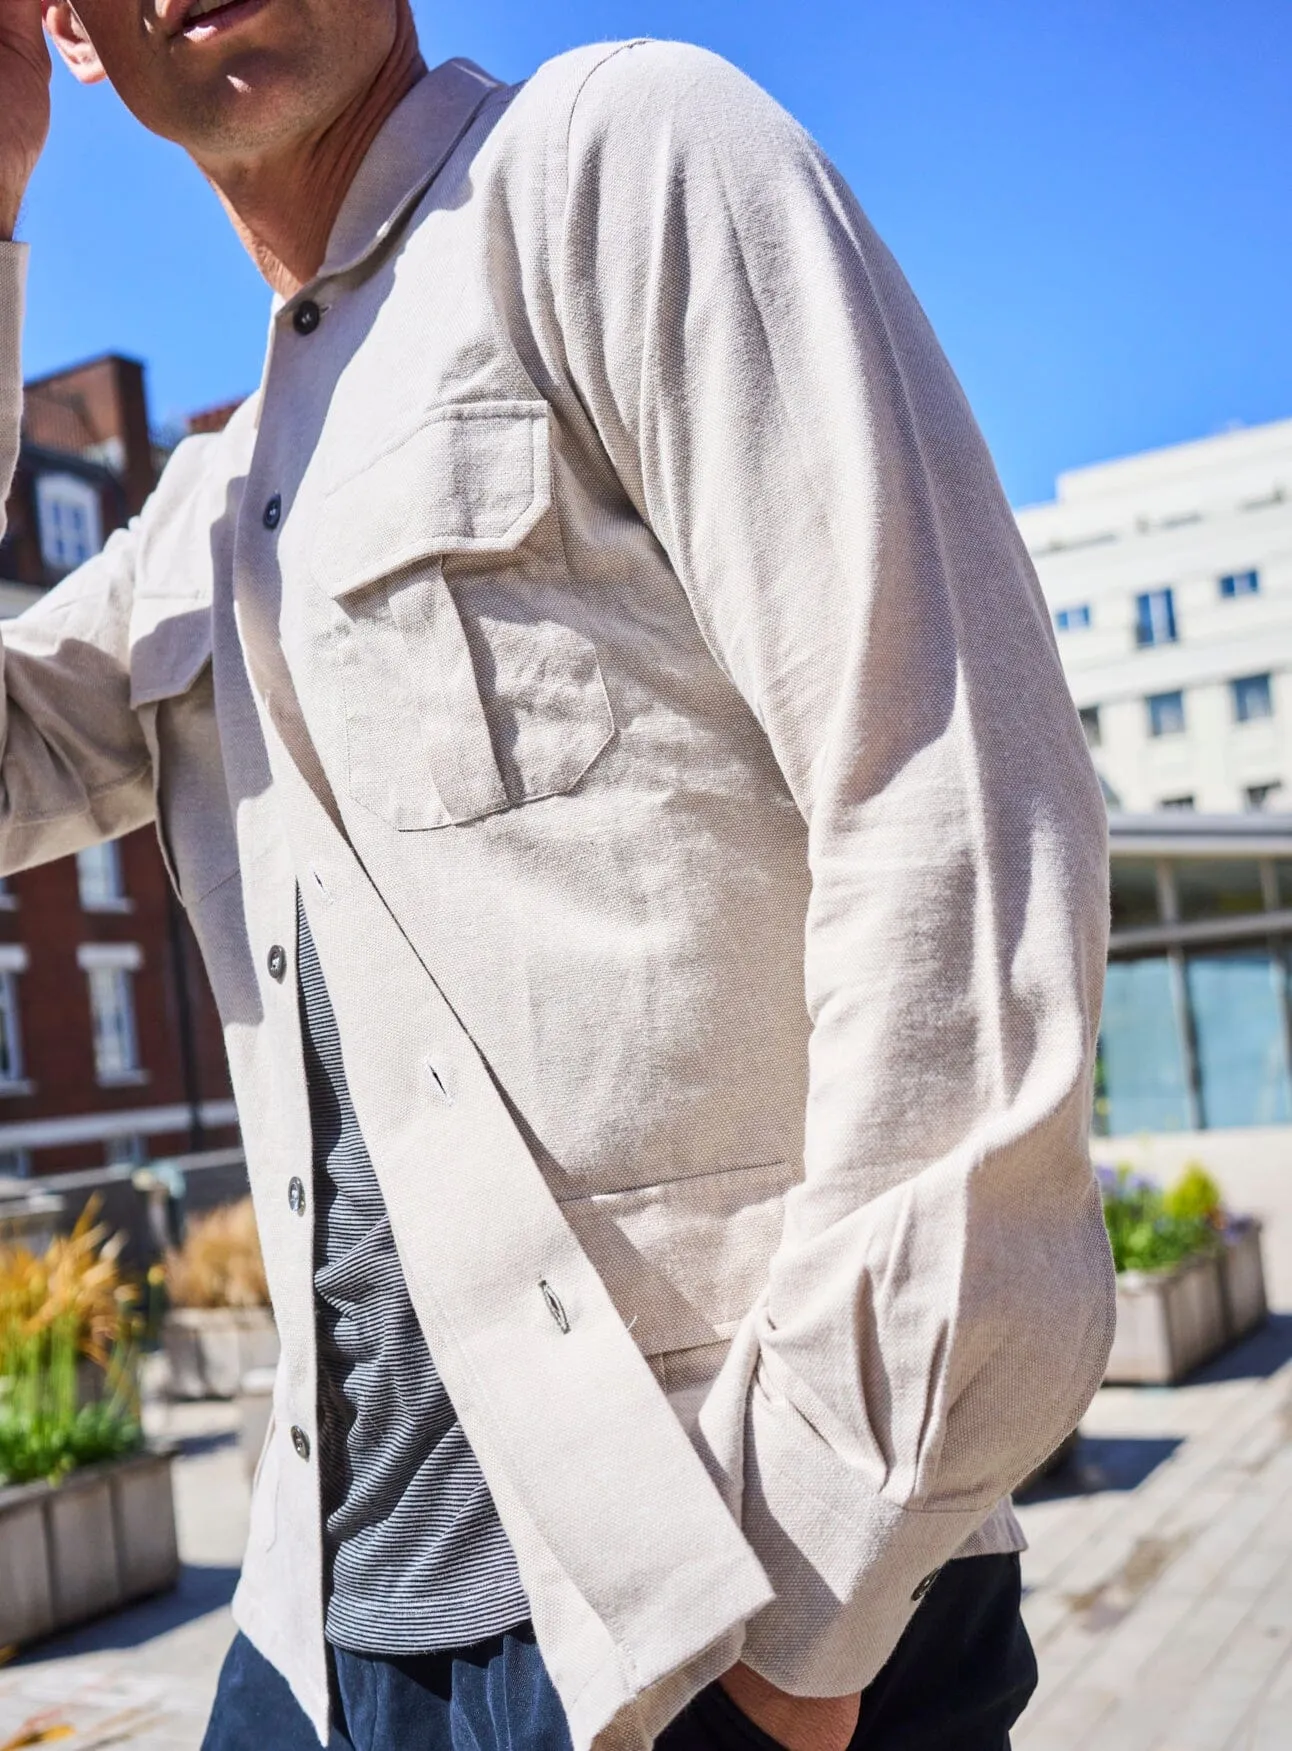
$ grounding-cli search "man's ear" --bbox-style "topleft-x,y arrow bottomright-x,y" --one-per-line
43,2 -> 109,87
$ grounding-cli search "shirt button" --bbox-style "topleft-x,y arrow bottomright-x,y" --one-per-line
291,1426 -> 311,1461
263,494 -> 282,531
267,944 -> 288,982
293,300 -> 322,336
288,1176 -> 306,1216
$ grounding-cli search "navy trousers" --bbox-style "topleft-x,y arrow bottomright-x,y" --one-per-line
202,1554 -> 1037,1751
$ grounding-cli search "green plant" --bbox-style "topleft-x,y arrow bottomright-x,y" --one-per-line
1098,1165 -> 1220,1275
0,1202 -> 143,1487
1162,1163 -> 1224,1226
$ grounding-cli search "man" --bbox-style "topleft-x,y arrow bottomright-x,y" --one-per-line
0,3 -> 1115,1748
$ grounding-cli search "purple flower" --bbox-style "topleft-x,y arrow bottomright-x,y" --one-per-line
1094,1163 -> 1159,1202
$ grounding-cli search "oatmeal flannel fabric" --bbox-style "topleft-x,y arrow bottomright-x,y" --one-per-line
0,41 -> 1113,1751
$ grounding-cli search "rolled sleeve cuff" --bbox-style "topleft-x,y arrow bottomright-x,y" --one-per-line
735,1376 -> 994,1698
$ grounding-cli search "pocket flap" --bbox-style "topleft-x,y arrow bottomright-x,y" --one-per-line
559,1159 -> 800,1359
313,402 -> 553,599
129,595 -> 214,708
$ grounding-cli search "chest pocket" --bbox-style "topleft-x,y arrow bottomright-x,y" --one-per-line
310,402 -> 615,832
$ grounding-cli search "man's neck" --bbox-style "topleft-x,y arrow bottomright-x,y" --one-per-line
202,23 -> 425,299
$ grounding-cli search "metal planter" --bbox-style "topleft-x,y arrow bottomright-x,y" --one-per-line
162,1306 -> 279,1400
0,1446 -> 179,1650
1218,1218 -> 1267,1342
1105,1223 -> 1268,1386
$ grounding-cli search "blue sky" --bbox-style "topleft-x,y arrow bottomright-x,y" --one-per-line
17,0 -> 1290,506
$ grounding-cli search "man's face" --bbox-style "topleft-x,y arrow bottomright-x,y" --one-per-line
48,0 -> 406,163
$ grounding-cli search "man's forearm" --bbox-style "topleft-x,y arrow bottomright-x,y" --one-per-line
0,0 -> 53,246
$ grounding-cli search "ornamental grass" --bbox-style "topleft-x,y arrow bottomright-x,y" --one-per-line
0,1200 -> 143,1487
164,1197 -> 269,1311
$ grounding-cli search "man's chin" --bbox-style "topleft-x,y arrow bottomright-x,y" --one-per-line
155,59 -> 330,161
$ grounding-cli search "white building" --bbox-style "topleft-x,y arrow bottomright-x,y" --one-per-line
1017,417 -> 1292,814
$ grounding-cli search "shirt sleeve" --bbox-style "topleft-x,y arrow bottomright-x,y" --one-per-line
0,243 -> 25,540
555,41 -> 1115,1695
0,240 -> 154,868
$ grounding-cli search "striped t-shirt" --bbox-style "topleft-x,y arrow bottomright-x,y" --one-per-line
297,893 -> 530,1653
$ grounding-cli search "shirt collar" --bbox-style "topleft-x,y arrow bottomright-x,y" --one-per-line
316,57 -> 504,284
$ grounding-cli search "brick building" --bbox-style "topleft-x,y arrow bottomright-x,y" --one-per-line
0,355 -> 237,1176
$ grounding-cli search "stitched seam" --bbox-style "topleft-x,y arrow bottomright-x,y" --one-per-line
9,759 -> 153,827
557,1157 -> 795,1207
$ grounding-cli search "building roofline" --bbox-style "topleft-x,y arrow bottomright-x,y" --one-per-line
1015,413 -> 1292,518
23,352 -> 148,389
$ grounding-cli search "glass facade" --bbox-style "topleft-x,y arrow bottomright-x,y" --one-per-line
1110,860 -> 1161,930
1099,957 -> 1192,1134
1185,951 -> 1292,1129
1100,842 -> 1292,1136
1174,860 -> 1265,923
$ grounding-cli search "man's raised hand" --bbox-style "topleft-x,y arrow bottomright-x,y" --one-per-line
0,0 -> 51,240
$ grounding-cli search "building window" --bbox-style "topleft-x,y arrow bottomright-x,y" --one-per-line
1147,690 -> 1186,737
79,944 -> 144,1085
1232,673 -> 1274,723
0,875 -> 16,912
1187,951 -> 1292,1128
1078,705 -> 1102,748
0,1147 -> 31,1179
1175,860 -> 1265,923
1135,587 -> 1178,648
1055,604 -> 1092,632
1219,570 -> 1260,599
1246,782 -> 1284,812
76,841 -> 130,911
1110,860 -> 1161,931
104,1133 -> 147,1168
1159,795 -> 1196,812
1097,957 -> 1193,1135
0,968 -> 25,1089
34,473 -> 103,572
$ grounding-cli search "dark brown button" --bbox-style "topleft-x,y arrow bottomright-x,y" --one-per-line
263,494 -> 282,531
288,1176 -> 306,1216
267,944 -> 287,982
293,300 -> 321,336
291,1425 -> 311,1461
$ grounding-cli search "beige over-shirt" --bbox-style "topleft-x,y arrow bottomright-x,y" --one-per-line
0,41 -> 1115,1750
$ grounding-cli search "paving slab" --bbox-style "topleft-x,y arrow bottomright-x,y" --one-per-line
1014,1198 -> 1292,1751
0,1400 -> 246,1750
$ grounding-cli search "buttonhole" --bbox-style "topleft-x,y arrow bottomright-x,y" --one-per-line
539,1279 -> 571,1334
425,1058 -> 454,1106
